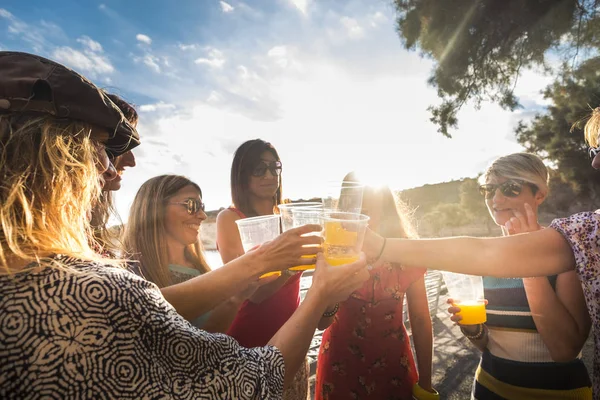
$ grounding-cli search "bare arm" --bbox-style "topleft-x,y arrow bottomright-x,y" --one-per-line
163,223 -> 322,321
199,297 -> 244,333
216,209 -> 293,304
160,252 -> 263,321
268,254 -> 370,389
524,271 -> 591,362
365,228 -> 576,278
406,277 -> 434,392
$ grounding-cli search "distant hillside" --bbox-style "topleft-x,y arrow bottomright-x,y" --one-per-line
397,179 -> 467,217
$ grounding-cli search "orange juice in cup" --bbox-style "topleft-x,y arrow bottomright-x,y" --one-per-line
454,300 -> 487,325
441,272 -> 487,325
322,212 -> 369,266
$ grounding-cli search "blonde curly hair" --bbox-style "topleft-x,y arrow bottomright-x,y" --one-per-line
0,114 -> 120,273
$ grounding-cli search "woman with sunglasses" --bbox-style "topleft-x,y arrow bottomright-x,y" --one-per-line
360,110 -> 600,399
445,153 -> 591,399
217,139 -> 333,400
124,174 -> 260,333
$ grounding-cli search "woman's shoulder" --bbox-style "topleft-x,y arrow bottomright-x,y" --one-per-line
217,207 -> 244,225
550,211 -> 600,230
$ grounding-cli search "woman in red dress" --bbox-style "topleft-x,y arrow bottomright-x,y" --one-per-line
217,139 -> 335,400
316,184 -> 436,400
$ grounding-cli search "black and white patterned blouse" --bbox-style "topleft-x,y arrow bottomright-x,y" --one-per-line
0,259 -> 285,399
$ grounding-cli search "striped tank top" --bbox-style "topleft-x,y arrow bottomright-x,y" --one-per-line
472,276 -> 592,399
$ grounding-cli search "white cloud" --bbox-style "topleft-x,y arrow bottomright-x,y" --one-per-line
0,8 -> 14,18
195,48 -> 225,68
136,34 -> 152,45
139,102 -> 176,112
368,11 -> 387,28
179,43 -> 197,51
0,8 -> 47,51
220,1 -> 234,13
142,54 -> 161,73
77,36 -> 103,52
52,46 -> 114,76
340,16 -> 364,39
289,0 -> 308,15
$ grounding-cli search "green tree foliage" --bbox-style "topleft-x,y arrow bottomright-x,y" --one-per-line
423,203 -> 469,235
394,0 -> 599,137
459,178 -> 494,232
516,56 -> 600,206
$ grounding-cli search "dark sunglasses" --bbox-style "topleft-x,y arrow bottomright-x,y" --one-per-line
589,147 -> 600,160
170,198 -> 205,214
252,160 -> 282,177
478,180 -> 531,199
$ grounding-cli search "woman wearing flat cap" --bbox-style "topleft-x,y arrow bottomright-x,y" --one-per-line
0,52 -> 370,399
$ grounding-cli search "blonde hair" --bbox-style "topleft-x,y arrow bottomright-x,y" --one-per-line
482,153 -> 549,196
0,114 -> 119,273
583,107 -> 600,148
123,175 -> 210,288
363,185 -> 419,240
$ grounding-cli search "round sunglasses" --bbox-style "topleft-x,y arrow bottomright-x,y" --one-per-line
252,160 -> 282,177
170,198 -> 206,215
478,180 -> 534,199
589,147 -> 600,160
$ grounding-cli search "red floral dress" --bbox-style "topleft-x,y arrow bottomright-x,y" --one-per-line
315,262 -> 426,400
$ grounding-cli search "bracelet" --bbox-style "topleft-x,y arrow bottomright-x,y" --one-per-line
412,383 -> 439,400
460,324 -> 485,340
371,237 -> 387,264
322,303 -> 339,318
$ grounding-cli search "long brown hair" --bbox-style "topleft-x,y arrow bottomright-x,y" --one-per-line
123,175 -> 210,288
230,139 -> 283,216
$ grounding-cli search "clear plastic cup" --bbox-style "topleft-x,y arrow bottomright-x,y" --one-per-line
279,202 -> 323,232
441,272 -> 487,325
322,181 -> 364,214
235,215 -> 282,278
288,208 -> 324,271
322,211 -> 369,266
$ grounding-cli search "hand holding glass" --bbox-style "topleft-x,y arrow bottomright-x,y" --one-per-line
442,272 -> 487,325
235,215 -> 282,278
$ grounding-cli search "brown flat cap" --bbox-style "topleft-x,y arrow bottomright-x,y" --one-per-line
0,51 -> 140,156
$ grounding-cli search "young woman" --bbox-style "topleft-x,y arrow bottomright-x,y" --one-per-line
0,51 -> 370,399
315,183 -> 436,399
447,153 -> 591,399
361,111 -> 600,399
217,139 -> 337,400
124,174 -> 256,332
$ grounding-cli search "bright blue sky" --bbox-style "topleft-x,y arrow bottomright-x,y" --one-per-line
0,0 -> 553,218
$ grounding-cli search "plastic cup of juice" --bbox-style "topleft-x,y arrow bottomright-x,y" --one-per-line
322,211 -> 369,266
322,180 -> 364,214
441,272 -> 486,325
235,215 -> 282,278
287,208 -> 324,271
